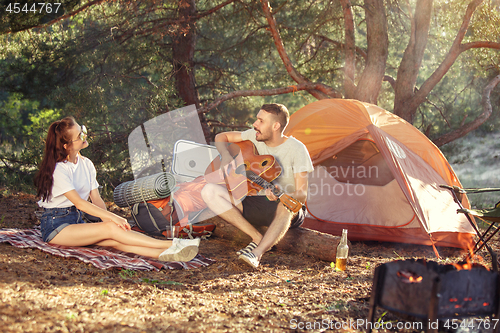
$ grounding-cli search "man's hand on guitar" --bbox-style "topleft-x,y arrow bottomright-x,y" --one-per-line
265,187 -> 279,202
204,141 -> 304,213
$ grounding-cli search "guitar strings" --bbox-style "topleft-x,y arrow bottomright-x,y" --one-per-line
245,170 -> 280,196
245,169 -> 304,213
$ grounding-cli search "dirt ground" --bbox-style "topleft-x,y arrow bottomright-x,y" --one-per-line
0,189 -> 498,333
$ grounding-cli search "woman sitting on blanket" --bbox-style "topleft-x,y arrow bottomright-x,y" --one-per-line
34,116 -> 199,262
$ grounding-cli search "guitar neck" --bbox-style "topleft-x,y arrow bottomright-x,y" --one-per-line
246,169 -> 303,214
246,170 -> 283,197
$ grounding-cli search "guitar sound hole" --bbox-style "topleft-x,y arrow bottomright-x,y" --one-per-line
261,160 -> 268,167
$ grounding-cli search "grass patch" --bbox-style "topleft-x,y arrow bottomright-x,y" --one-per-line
118,269 -> 136,279
140,278 -> 183,285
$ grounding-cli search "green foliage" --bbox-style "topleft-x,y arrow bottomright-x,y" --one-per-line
118,269 -> 136,279
0,92 -> 39,143
0,0 -> 81,34
0,2 -> 187,196
65,312 -> 77,320
140,278 -> 183,285
377,311 -> 388,323
325,300 -> 349,311
392,251 -> 404,260
408,1 -> 500,138
0,92 -> 61,192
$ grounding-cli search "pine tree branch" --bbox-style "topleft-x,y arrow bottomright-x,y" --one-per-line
432,74 -> 500,147
411,0 -> 484,111
198,83 -> 341,115
260,0 -> 337,100
460,41 -> 500,51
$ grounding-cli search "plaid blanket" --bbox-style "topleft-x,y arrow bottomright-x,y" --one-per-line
0,228 -> 215,271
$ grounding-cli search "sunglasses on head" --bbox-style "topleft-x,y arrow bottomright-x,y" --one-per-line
70,125 -> 87,142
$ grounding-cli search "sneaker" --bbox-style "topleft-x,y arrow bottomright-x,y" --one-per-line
238,251 -> 260,268
236,241 -> 257,256
158,238 -> 198,262
177,238 -> 201,247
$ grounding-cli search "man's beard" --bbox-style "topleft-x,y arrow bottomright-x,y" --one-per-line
254,128 -> 270,142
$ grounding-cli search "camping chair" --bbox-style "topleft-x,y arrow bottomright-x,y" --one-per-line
440,185 -> 500,271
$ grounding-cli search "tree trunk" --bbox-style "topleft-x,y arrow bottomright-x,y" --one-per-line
172,0 -> 212,143
208,216 -> 343,262
393,0 -> 433,122
340,0 -> 356,99
410,0 -> 484,115
354,0 -> 388,104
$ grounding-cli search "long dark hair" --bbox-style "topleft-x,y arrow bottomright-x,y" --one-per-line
34,117 -> 76,202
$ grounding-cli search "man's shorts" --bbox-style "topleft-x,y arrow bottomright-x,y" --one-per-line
241,196 -> 305,228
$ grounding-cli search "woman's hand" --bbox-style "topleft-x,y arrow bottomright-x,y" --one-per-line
64,190 -> 131,230
108,214 -> 131,231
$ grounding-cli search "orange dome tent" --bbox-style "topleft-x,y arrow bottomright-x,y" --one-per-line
284,99 -> 475,248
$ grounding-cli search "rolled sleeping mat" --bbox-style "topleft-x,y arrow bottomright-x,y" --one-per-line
113,172 -> 176,208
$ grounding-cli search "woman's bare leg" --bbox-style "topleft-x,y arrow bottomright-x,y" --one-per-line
94,239 -> 165,258
49,221 -> 199,261
50,221 -> 172,249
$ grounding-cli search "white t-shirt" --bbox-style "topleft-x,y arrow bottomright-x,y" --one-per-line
38,155 -> 99,208
241,129 -> 314,194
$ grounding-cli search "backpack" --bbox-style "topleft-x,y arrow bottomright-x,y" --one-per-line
128,176 -> 215,239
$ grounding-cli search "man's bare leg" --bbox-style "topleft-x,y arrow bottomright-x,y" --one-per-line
252,204 -> 292,260
201,183 -> 263,243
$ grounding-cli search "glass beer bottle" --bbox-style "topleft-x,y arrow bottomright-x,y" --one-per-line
335,229 -> 349,271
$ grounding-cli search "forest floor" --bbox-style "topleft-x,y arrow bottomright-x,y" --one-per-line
0,189 -> 498,333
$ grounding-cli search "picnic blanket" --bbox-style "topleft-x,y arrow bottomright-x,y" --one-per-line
0,228 -> 215,271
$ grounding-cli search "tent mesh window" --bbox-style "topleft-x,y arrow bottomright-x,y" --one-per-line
319,139 -> 394,186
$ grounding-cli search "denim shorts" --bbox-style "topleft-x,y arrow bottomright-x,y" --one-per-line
39,206 -> 85,242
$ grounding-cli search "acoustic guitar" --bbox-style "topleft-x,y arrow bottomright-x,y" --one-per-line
204,140 -> 303,213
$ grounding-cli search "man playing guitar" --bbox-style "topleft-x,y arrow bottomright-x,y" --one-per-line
201,103 -> 314,268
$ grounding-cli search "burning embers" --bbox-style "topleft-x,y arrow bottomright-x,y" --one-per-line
397,270 -> 423,283
451,259 -> 480,271
368,259 -> 500,331
395,259 -> 483,284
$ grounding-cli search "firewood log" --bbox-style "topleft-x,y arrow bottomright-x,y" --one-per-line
206,216 -> 345,262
